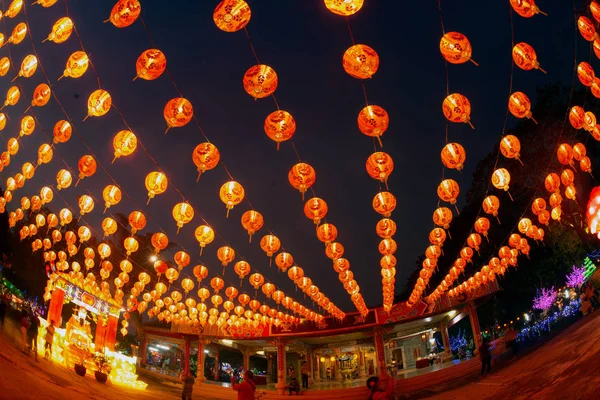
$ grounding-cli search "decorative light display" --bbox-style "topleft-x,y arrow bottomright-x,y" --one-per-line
565,265 -> 586,288
532,287 -> 556,312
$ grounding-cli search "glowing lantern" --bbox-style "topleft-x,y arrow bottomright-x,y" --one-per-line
243,64 -> 278,99
124,237 -> 139,256
9,23 -> 27,45
510,0 -> 546,18
174,251 -> 191,271
44,17 -> 73,44
379,239 -> 397,256
282,163 -> 317,201
531,198 -> 547,215
7,139 -> 19,156
128,211 -> 146,234
317,223 -> 338,245
324,0 -> 363,16
260,234 -> 281,262
429,228 -> 447,246
560,169 -> 575,187
241,210 -> 264,242
149,233 -> 168,254
78,195 -> 94,217
36,144 -> 53,165
467,233 -> 481,252
358,105 -> 389,145
28,84 -> 51,113
172,202 -> 194,233
342,44 -> 379,79
474,217 -> 490,238
213,0 -> 251,32
52,120 -> 72,144
163,98 -> 193,133
153,260 -> 168,276
259,111 -> 297,150
0,152 -> 8,167
60,209 -> 73,227
112,130 -> 137,162
512,42 -> 545,73
565,185 -> 577,201
372,192 -> 396,217
102,185 -> 121,212
578,16 -> 598,41
35,214 -> 46,229
165,268 -> 179,284
433,207 -> 453,229
366,152 -> 394,188
508,92 -> 536,123
133,49 -> 167,81
482,196 -> 500,221
578,62 -> 595,87
15,54 -> 38,80
572,143 -> 586,161
549,192 -> 563,208
97,243 -> 111,260
441,142 -> 466,170
499,135 -> 523,165
107,0 -> 141,28
192,142 -> 220,181
145,171 -> 168,203
442,93 -> 474,129
0,113 -> 5,131
437,179 -> 460,206
544,173 -> 561,193
217,246 -> 235,273
569,106 -> 585,129
288,266 -> 304,282
275,252 -> 294,272
0,58 -> 9,77
55,169 -> 72,190
6,0 -> 23,18
78,226 -> 91,244
61,51 -> 89,80
584,112 -> 597,132
551,207 -> 562,221
219,181 -> 245,217
40,187 -> 53,204
14,174 -> 25,189
580,156 -> 592,174
190,225 -> 213,255
192,265 -> 209,283
234,260 -> 251,281
210,277 -> 225,293
439,31 -> 476,65
557,143 -> 574,166
19,116 -> 36,138
77,155 -> 97,185
376,218 -> 396,238
491,168 -> 512,196
4,86 -> 21,108
85,89 -> 112,120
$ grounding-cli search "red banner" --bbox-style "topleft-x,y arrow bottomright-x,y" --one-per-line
375,300 -> 428,325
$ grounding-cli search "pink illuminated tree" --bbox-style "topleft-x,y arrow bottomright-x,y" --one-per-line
566,265 -> 586,288
532,287 -> 556,312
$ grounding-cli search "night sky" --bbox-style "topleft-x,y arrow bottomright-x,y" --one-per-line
0,1 -> 584,311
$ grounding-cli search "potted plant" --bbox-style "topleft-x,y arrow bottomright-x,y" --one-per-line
93,353 -> 112,384
74,353 -> 88,377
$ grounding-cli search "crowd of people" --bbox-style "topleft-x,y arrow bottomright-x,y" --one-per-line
579,282 -> 599,316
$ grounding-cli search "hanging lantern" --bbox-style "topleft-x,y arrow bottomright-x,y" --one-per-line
60,209 -> 73,227
324,0 -> 363,16
78,195 -> 94,218
433,207 -> 453,229
376,218 -> 396,238
532,198 -> 547,215
499,135 -> 523,165
264,110 -> 296,149
19,115 -> 36,137
467,233 -> 481,252
573,143 -> 587,161
107,0 -> 141,28
40,187 -> 54,204
379,238 -> 397,256
241,210 -> 264,242
145,171 -> 168,203
565,185 -> 577,201
85,89 -> 112,120
316,223 -> 338,245
102,185 -> 121,212
233,260 -> 251,282
538,209 -> 550,227
437,179 -> 460,206
544,172 -> 561,193
163,98 -> 193,133
510,0 -> 546,18
439,32 -> 477,65
557,143 -> 574,166
78,226 -> 91,243
578,16 -> 598,41
7,139 -> 19,156
44,16 -> 73,43
260,234 -> 281,261
580,156 -> 592,174
134,49 -> 166,80
342,44 -> 379,79
366,152 -> 394,187
56,169 -> 72,190
153,260 -> 168,276
372,191 -> 396,217
549,192 -> 563,208
442,93 -> 474,129
275,252 -> 294,273
192,265 -> 209,283
124,237 -> 139,256
551,207 -> 562,222
165,268 -> 179,284
512,42 -> 545,73
128,211 -> 146,234
4,86 -> 21,108
150,232 -> 168,254
577,62 -> 595,87
193,225 -> 214,255
440,142 -> 466,170
0,113 -> 5,131
584,111 -> 597,133
508,92 -> 536,123
112,130 -> 137,162
60,51 -> 89,80
6,0 -> 23,18
192,142 -> 220,181
53,120 -> 72,144
76,155 -> 97,185
8,22 -> 27,45
560,169 -> 575,187
213,0 -> 251,32
0,58 -> 9,77
243,64 -> 278,99
172,202 -> 194,233
35,144 -> 53,166
174,251 -> 191,271
491,168 -> 512,196
30,83 -> 51,110
474,217 -> 490,238
288,163 -> 316,199
15,54 -> 38,80
358,105 -> 389,146
219,181 -> 245,217
482,196 -> 500,220
429,228 -> 447,246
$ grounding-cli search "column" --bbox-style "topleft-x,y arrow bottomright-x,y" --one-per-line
359,350 -> 368,378
183,337 -> 191,377
440,321 -> 451,359
214,349 -> 220,380
313,353 -> 320,382
307,350 -> 314,385
47,288 -> 65,326
196,340 -> 207,384
334,348 -> 342,381
374,328 -> 388,378
267,354 -> 273,383
104,315 -> 119,351
94,316 -> 107,351
243,349 -> 250,372
466,302 -> 482,350
275,338 -> 287,395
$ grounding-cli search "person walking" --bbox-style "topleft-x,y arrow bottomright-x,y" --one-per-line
45,320 -> 55,360
300,361 -> 309,389
181,371 -> 195,400
20,311 -> 29,353
479,338 -> 492,376
28,311 -> 40,361
231,370 -> 256,400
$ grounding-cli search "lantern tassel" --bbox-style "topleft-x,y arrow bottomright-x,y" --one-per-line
57,74 -> 65,81
164,126 -> 171,135
240,279 -> 243,288
226,208 -> 231,218
200,246 -> 204,256
454,204 -> 460,215
507,191 -> 514,202
176,226 -> 181,234
146,197 -> 151,205
484,235 -> 490,243
132,75 -> 139,82
469,58 -> 479,67
496,216 -> 501,225
276,142 -> 280,151
112,156 -> 117,164
538,66 -> 547,74
24,105 -> 32,113
222,267 -> 225,276
196,171 -> 202,182
376,136 -> 383,148
517,157 -> 524,166
447,230 -> 452,240
248,234 -> 252,243
467,120 -> 475,130
539,9 -> 548,16
269,257 -> 273,267
530,116 -> 538,125
103,18 -> 111,23
11,75 -> 18,82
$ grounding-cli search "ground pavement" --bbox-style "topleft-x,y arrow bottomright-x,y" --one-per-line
1,310 -> 600,399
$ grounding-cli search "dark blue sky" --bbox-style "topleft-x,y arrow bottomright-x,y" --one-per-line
0,1 -> 582,311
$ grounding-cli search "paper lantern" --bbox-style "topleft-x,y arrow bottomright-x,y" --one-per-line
14,174 -> 25,189
174,251 -> 191,271
85,89 -> 112,120
241,210 -> 264,241
433,207 -> 453,229
569,106 -> 585,129
213,0 -> 251,32
8,22 -> 27,45
429,228 -> 446,246
373,191 -> 396,217
316,223 -> 338,245
45,17 -> 73,43
0,58 -> 9,77
592,1 -> 600,22
584,112 -> 597,132
532,198 -> 547,215
549,192 -> 563,208
165,268 -> 179,284
491,168 -> 512,193
53,120 -> 72,144
19,116 -> 36,138
439,31 -> 476,65
249,273 -> 265,290
580,156 -> 592,174
376,218 -> 396,238
499,134 -> 523,165
441,142 -> 466,170
0,113 -> 5,131
437,179 -> 460,205
263,110 -> 296,149
149,233 -> 168,254
102,185 -> 121,212
59,209 -> 73,227
172,202 -> 194,233
7,139 -> 19,156
510,0 -> 546,18
112,130 -> 137,162
358,105 -> 389,146
4,86 -> 20,107
194,225 -> 214,255
366,152 -> 394,186
578,62 -> 595,87
233,260 -> 251,282
275,252 -> 294,273
512,42 -> 545,73
191,265 -> 208,283
107,0 -> 141,28
40,186 -> 53,205
145,171 -> 168,203
243,64 -> 278,99
0,152 -> 8,168
557,143 -> 574,166
220,181 -> 245,217
565,185 -> 577,201
134,49 -> 166,80
560,169 -> 575,186
61,51 -> 89,80
123,237 -> 139,256
192,142 -> 220,181
324,0 -> 363,15
260,234 -> 281,259
482,196 -> 500,218
164,98 -> 193,133
77,195 -> 94,217
287,266 -> 304,282
474,217 -> 490,238
508,92 -> 536,123
573,143 -> 586,161
6,0 -> 23,18
288,163 -> 316,199
128,211 -> 146,234
22,163 -> 34,180
56,169 -> 72,190
153,260 -> 168,276
578,16 -> 598,41
31,83 -> 51,110
544,172 -> 561,193
467,233 -> 481,251
378,238 -> 397,256
76,155 -> 97,186
442,93 -> 474,128
15,54 -> 38,79
37,144 -> 53,165
342,44 -> 379,79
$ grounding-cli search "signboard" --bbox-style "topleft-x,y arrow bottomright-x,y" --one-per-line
56,278 -> 120,317
375,301 -> 428,325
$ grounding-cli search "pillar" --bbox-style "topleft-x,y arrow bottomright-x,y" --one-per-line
104,315 -> 119,351
440,321 -> 451,358
267,354 -> 274,383
243,350 -> 250,372
359,350 -> 368,378
275,338 -> 287,395
140,337 -> 147,365
47,288 -> 65,326
374,328 -> 388,378
184,337 -> 191,377
467,302 -> 482,350
194,340 -> 207,386
214,349 -> 220,380
95,317 -> 107,351
313,353 -> 320,382
307,351 -> 314,385
334,348 -> 342,381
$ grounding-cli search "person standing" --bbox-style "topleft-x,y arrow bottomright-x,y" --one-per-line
181,371 -> 195,400
479,338 -> 491,376
300,361 -> 309,389
231,370 -> 256,400
28,311 -> 40,361
20,311 -> 29,353
45,320 -> 55,359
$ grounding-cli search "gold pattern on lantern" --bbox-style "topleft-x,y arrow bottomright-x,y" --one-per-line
372,192 -> 396,217
53,120 -> 72,144
219,181 -> 245,217
106,0 -> 141,28
85,89 -> 112,121
260,234 -> 281,264
316,223 -> 338,245
145,171 -> 168,203
578,16 -> 598,41
243,64 -> 278,99
3,86 -> 21,109
491,168 -> 513,200
442,93 -> 474,129
433,207 -> 453,230
44,17 -> 73,43
512,42 -> 546,73
213,0 -> 251,32
288,163 -> 316,200
76,155 -> 96,186
78,195 -> 94,218
19,116 -> 35,137
342,44 -> 379,80
508,92 -> 537,123
499,135 -> 523,165
324,0 -> 363,16
437,179 -> 460,213
440,32 -> 477,65
275,252 -> 294,273
172,202 -> 194,233
241,210 -> 264,242
163,98 -> 193,133
194,225 -> 214,255
29,84 -> 51,111
6,0 -> 23,18
8,22 -> 27,45
510,0 -> 547,18
134,49 -> 166,81
60,51 -> 89,80
102,185 -> 121,212
482,195 -> 501,222
128,211 -> 146,234
304,197 -> 328,224
192,142 -> 220,180
56,169 -> 72,190
112,130 -> 137,162
264,110 -> 296,149
358,105 -> 388,146
37,144 -> 53,165
366,152 -> 394,189
441,142 -> 466,170
14,54 -> 38,81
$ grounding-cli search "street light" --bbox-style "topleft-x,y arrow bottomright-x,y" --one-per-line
150,255 -> 157,262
